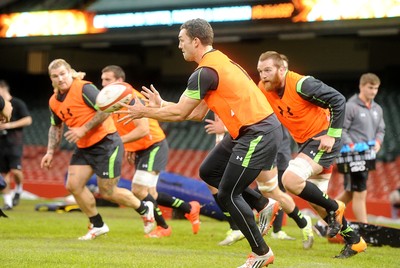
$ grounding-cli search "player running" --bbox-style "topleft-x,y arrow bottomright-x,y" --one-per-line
256,51 -> 367,258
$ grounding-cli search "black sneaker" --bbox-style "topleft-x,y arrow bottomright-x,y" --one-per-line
327,200 -> 345,238
12,193 -> 20,206
2,204 -> 12,211
313,223 -> 328,237
334,237 -> 367,259
0,208 -> 8,218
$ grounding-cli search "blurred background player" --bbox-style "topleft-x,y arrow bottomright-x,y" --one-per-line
101,65 -> 200,238
0,80 -> 32,210
0,94 -> 12,217
335,73 -> 385,223
0,93 -> 12,122
315,73 -> 385,234
40,59 -> 154,240
389,188 -> 400,219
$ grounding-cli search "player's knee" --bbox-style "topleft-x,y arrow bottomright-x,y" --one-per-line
199,165 -> 219,188
65,183 -> 74,194
65,180 -> 82,195
133,170 -> 158,187
257,175 -> 278,192
98,184 -> 115,200
131,185 -> 146,199
199,163 -> 211,181
286,158 -> 313,181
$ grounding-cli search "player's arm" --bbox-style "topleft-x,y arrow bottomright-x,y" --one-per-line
117,67 -> 217,123
121,118 -> 150,144
140,85 -> 209,121
41,120 -> 63,169
179,67 -> 217,121
186,100 -> 209,121
120,97 -> 150,143
47,123 -> 63,155
82,83 -> 110,130
0,98 -> 31,130
297,77 -> 346,138
124,94 -> 201,122
374,106 -> 385,152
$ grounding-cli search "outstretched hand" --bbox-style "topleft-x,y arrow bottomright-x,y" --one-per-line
115,93 -> 146,124
141,84 -> 163,108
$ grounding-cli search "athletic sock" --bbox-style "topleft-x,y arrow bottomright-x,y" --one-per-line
144,194 -> 168,228
89,213 -> 104,228
157,192 -> 191,214
277,169 -> 286,192
287,206 -> 307,229
16,183 -> 23,194
273,169 -> 286,232
243,187 -> 269,212
136,201 -> 148,215
340,225 -> 359,244
298,181 -> 338,212
3,193 -> 12,207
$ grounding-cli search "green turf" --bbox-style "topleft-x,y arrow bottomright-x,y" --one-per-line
1,200 -> 399,268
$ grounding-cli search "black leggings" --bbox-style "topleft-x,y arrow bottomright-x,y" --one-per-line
199,141 -> 268,254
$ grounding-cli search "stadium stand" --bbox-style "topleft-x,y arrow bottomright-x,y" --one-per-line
0,0 -> 92,13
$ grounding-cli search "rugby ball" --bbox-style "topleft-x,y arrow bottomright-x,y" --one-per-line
96,82 -> 133,113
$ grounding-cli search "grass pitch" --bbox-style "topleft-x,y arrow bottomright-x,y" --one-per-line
1,200 -> 399,268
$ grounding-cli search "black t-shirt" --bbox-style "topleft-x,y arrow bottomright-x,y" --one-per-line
0,96 -> 31,146
0,95 -> 4,110
185,67 -> 218,100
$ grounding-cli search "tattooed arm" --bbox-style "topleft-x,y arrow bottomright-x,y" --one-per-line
41,123 -> 63,170
64,111 -> 109,143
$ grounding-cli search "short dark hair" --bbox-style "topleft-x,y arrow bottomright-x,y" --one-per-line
180,18 -> 214,46
102,65 -> 126,81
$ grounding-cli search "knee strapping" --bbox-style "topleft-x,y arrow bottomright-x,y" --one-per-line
286,158 -> 313,180
257,175 -> 278,192
133,170 -> 159,187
